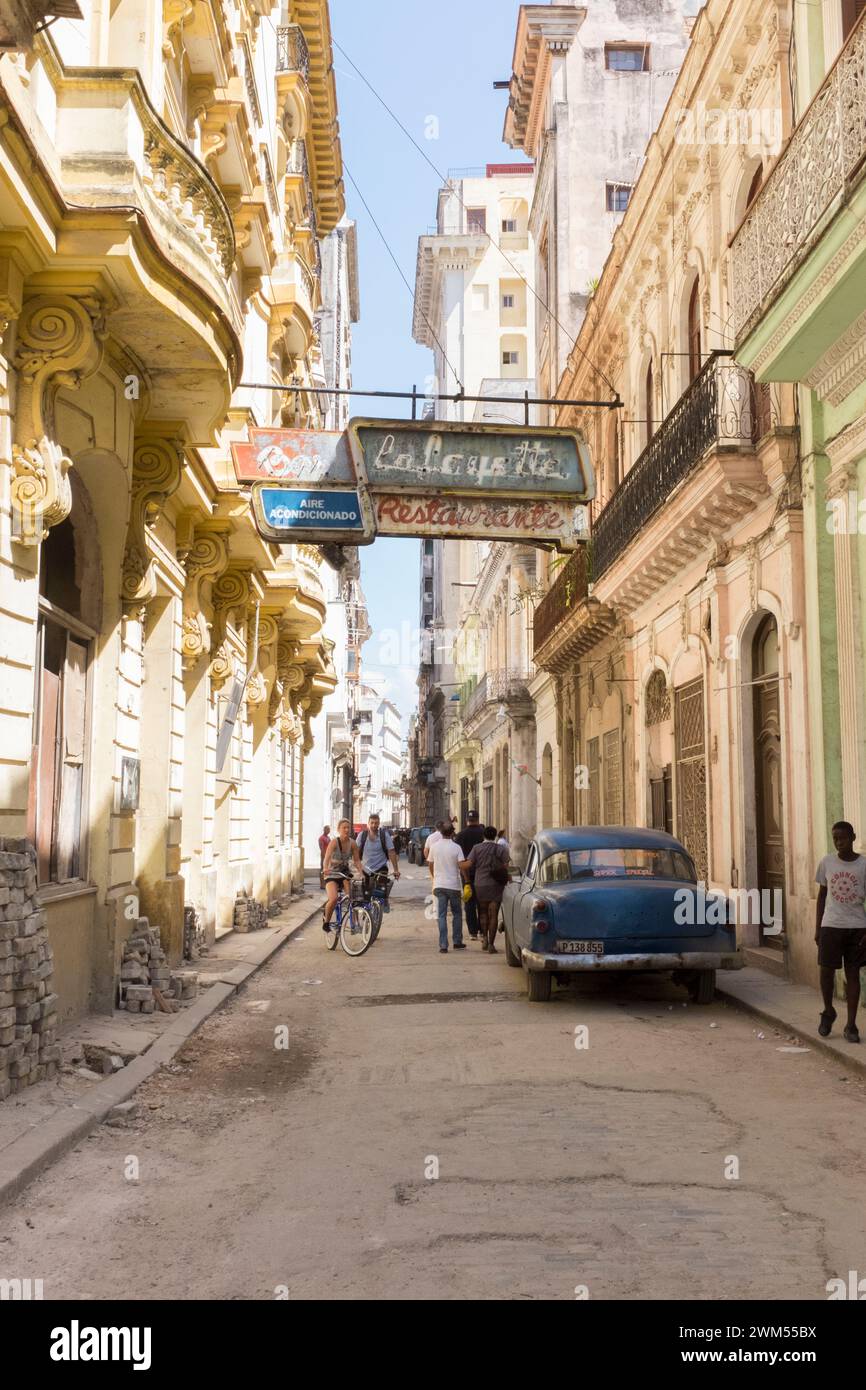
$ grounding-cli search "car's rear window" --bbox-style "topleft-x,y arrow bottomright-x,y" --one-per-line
539,847 -> 696,883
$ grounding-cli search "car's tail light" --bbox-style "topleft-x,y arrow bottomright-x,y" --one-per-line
532,898 -> 551,932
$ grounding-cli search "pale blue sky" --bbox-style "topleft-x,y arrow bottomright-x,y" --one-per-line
330,0 -> 519,730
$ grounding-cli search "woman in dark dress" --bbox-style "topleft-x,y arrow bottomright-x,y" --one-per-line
462,825 -> 510,953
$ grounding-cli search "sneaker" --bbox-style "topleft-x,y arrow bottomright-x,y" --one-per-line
844,1024 -> 860,1044
818,1008 -> 837,1037
488,944 -> 498,954
439,947 -> 448,954
453,942 -> 466,950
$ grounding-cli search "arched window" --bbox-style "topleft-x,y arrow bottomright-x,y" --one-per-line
645,670 -> 671,726
645,360 -> 655,442
687,280 -> 702,383
745,162 -> 763,210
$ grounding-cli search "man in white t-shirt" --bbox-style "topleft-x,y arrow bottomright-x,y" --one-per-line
428,823 -> 466,953
815,820 -> 866,1042
424,821 -> 445,878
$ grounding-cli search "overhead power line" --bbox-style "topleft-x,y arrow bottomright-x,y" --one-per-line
331,36 -> 619,402
342,160 -> 465,394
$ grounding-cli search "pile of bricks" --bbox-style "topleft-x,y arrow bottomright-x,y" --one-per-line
0,838 -> 60,1100
183,903 -> 207,961
233,893 -> 269,933
118,919 -> 199,1013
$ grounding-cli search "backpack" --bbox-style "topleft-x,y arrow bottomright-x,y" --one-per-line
358,829 -> 388,859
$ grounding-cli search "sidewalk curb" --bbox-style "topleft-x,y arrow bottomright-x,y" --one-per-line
717,981 -> 866,1080
0,903 -> 320,1209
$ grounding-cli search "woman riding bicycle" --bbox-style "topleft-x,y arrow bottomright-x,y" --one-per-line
321,818 -> 363,932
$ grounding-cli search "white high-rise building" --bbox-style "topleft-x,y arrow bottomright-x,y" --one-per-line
411,164 -> 536,829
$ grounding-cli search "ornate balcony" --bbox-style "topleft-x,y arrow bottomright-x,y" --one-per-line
592,355 -> 757,578
731,10 -> 866,397
534,355 -> 769,669
532,550 -> 590,653
276,24 -> 310,82
463,668 -> 534,736
46,61 -> 236,326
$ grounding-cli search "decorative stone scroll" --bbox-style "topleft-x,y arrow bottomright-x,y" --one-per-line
11,294 -> 106,546
122,432 -> 184,604
209,568 -> 252,690
180,526 -> 230,668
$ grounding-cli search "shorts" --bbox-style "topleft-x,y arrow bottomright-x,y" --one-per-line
817,926 -> 866,970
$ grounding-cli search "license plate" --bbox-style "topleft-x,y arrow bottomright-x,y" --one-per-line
556,940 -> 604,955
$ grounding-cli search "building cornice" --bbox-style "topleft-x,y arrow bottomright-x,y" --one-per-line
412,233 -> 487,347
503,4 -> 586,156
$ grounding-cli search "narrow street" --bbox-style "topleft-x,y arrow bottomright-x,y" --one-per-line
2,864 -> 862,1302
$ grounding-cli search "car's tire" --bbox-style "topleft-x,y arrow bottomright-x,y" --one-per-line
690,969 -> 716,1004
504,929 -> 521,967
527,970 -> 552,1003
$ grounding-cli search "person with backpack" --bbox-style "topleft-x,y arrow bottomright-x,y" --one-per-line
461,825 -> 510,953
358,813 -> 400,911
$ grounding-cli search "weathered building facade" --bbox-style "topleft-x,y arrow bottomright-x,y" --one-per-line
732,1 -> 866,957
0,0 -> 346,1030
537,0 -> 819,979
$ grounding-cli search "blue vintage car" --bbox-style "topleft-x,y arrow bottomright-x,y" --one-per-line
501,827 -> 744,1003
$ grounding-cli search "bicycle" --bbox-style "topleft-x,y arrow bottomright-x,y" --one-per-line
364,870 -> 392,943
323,878 -> 374,956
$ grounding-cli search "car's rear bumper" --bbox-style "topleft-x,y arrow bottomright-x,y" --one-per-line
523,948 -> 744,974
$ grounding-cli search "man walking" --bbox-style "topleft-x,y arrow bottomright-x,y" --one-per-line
357,813 -> 400,909
815,820 -> 866,1042
456,810 -> 485,939
428,822 -> 466,953
423,820 -> 446,875
318,825 -> 331,890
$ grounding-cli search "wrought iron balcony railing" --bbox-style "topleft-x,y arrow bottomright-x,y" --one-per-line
592,354 -> 756,579
532,354 -> 760,658
463,668 -> 533,725
276,24 -> 310,82
730,10 -> 866,338
532,549 -> 590,654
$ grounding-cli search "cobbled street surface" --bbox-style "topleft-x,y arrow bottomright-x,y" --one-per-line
2,865 -> 865,1301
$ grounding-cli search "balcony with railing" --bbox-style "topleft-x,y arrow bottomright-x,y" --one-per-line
462,667 -> 534,735
731,10 -> 866,394
276,24 -> 310,82
533,353 -> 770,667
592,354 -> 756,578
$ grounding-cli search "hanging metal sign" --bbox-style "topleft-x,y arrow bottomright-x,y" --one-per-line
374,493 -> 589,550
241,419 -> 595,549
231,428 -> 356,485
250,484 -> 375,544
346,419 -> 593,499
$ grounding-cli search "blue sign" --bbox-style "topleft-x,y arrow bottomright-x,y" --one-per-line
256,487 -> 364,533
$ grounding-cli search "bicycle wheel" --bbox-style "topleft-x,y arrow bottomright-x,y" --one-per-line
324,895 -> 345,950
369,898 -> 383,942
340,904 -> 373,956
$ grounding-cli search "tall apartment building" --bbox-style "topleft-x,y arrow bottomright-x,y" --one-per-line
319,217 -> 360,431
355,688 -> 404,828
504,0 -> 697,403
0,1 -> 347,1035
502,0 -> 696,836
411,165 -> 535,829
